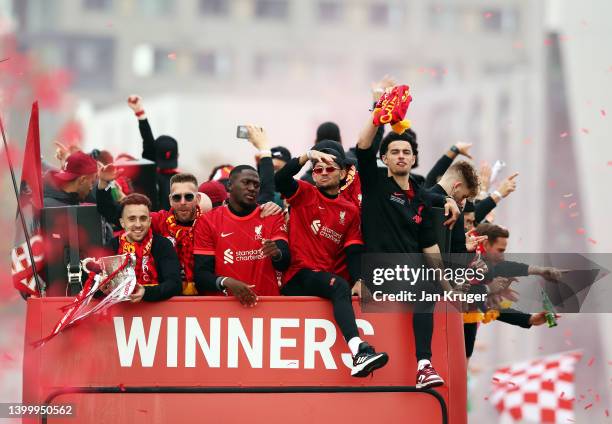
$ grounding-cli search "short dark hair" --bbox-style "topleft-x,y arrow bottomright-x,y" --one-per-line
448,161 -> 480,198
475,223 -> 509,243
119,193 -> 152,217
379,129 -> 419,168
229,165 -> 257,181
170,173 -> 198,188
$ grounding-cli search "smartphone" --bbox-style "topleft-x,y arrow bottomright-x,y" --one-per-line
236,125 -> 249,139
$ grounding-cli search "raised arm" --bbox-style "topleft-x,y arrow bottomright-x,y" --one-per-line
127,95 -> 156,162
274,150 -> 336,198
245,126 -> 275,204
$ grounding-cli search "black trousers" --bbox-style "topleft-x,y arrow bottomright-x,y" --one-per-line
282,269 -> 359,343
464,323 -> 478,358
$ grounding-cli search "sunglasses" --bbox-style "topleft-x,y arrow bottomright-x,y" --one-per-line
312,166 -> 341,175
171,193 -> 196,202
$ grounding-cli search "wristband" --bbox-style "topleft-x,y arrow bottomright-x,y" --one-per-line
306,150 -> 313,160
450,145 -> 460,154
259,150 -> 272,156
135,110 -> 145,117
492,190 -> 503,200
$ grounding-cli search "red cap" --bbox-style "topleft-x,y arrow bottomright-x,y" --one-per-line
198,181 -> 228,206
51,151 -> 98,182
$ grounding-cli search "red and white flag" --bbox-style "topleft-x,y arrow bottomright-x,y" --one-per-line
489,351 -> 582,423
8,102 -> 46,296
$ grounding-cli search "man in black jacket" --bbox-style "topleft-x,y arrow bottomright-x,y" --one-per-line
464,223 -> 563,359
105,193 -> 181,302
43,151 -> 99,207
127,95 -> 178,211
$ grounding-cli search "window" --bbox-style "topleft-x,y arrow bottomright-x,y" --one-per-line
368,2 -> 390,26
153,47 -> 177,74
481,9 -> 502,32
82,0 -> 113,11
137,0 -> 174,16
254,0 -> 289,20
195,51 -> 232,76
317,1 -> 343,23
253,53 -> 288,79
199,0 -> 229,16
132,44 -> 154,77
428,4 -> 456,31
65,36 -> 115,89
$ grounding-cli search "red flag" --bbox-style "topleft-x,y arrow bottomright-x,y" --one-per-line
10,102 -> 45,296
489,351 -> 582,423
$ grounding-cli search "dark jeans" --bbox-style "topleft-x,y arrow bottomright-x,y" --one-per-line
282,269 -> 359,343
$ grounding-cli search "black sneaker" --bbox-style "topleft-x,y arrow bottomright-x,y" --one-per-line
351,342 -> 389,377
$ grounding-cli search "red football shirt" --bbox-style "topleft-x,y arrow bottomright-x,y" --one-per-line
193,205 -> 288,296
284,180 -> 363,283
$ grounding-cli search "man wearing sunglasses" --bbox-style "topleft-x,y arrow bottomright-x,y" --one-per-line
98,173 -> 207,295
274,144 -> 389,378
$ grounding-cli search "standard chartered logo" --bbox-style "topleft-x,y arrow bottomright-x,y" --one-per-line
311,220 -> 321,234
223,249 -> 234,264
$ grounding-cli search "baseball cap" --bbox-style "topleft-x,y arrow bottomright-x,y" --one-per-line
312,139 -> 347,167
271,146 -> 291,163
51,151 -> 98,182
198,181 -> 229,207
155,135 -> 178,169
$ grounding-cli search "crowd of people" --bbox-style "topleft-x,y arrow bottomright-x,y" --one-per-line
39,76 -> 565,387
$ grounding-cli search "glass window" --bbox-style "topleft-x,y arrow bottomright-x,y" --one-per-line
195,51 -> 232,76
199,0 -> 229,16
368,2 -> 390,26
317,1 -> 343,23
82,0 -> 113,11
254,0 -> 288,19
132,44 -> 154,77
137,0 -> 174,16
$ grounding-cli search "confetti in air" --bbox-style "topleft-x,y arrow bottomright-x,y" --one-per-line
167,52 -> 177,60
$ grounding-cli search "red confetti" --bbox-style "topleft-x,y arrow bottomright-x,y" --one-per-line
484,12 -> 492,18
602,109 -> 607,117
608,161 -> 612,166
118,383 -> 126,392
548,180 -> 557,188
484,396 -> 488,400
606,409 -> 609,417
544,38 -> 553,46
137,409 -> 148,413
576,228 -> 586,235
560,131 -> 568,138
588,357 -> 595,366
568,202 -> 577,209
560,201 -> 567,209
2,352 -> 14,361
560,391 -> 565,398
585,403 -> 593,410
523,138 -> 532,145
596,393 -> 601,402
167,52 -> 177,60
588,238 -> 598,245
581,128 -> 590,134
492,377 -> 500,382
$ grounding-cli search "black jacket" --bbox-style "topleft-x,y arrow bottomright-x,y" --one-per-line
139,119 -> 176,211
108,233 -> 182,301
43,173 -> 96,207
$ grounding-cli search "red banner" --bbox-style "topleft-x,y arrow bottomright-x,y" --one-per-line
24,297 -> 467,423
9,101 -> 45,296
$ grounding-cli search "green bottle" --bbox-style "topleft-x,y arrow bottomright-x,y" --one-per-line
541,289 -> 558,328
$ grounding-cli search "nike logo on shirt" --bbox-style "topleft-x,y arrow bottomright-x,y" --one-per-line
221,232 -> 233,238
